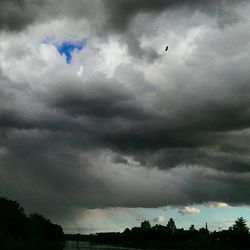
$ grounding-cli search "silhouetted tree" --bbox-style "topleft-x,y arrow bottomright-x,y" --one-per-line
0,198 -> 27,239
187,224 -> 198,244
0,197 -> 64,250
141,220 -> 151,230
75,216 -> 250,250
166,218 -> 176,233
123,228 -> 130,235
233,217 -> 249,234
29,213 -> 64,242
189,224 -> 195,231
231,217 -> 250,248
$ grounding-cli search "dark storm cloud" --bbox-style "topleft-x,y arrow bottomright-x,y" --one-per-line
0,0 -> 44,31
100,0 -> 247,61
104,0 -> 246,32
146,146 -> 250,173
117,35 -> 158,62
1,70 -> 250,172
0,0 -> 30,31
0,0 -> 98,31
2,128 -> 250,213
182,169 -> 250,206
102,81 -> 250,151
31,72 -> 250,190
0,123 -> 249,216
0,75 -> 32,129
0,124 -> 118,216
0,111 -> 33,129
50,80 -> 150,120
1,0 -> 250,222
1,0 -> 246,33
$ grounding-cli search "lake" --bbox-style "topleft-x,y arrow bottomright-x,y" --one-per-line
64,241 -> 188,250
64,241 -> 143,250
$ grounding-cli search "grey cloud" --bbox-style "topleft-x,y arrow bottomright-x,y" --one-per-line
101,0 -> 247,60
0,0 -> 34,31
2,133 -> 250,216
104,0 -> 246,32
0,0 -> 99,31
145,145 -> 250,173
0,0 -> 245,63
1,68 -> 250,175
121,34 -> 160,62
1,0 -> 250,229
49,79 -> 150,120
102,85 -> 250,153
183,169 -> 250,206
0,0 -> 245,32
0,0 -> 51,31
111,154 -> 130,165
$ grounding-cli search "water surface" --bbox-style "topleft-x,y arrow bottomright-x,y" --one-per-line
64,241 -> 143,250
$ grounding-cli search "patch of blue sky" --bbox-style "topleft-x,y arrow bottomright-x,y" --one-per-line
42,37 -> 88,64
56,39 -> 87,64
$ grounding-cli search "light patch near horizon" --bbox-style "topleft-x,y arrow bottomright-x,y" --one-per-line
179,206 -> 200,215
60,205 -> 250,234
206,202 -> 229,208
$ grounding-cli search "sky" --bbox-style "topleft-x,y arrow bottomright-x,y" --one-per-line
0,0 -> 250,234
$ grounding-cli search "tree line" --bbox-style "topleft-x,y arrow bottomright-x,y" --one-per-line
1,196 -> 250,249
0,197 -> 64,250
84,217 -> 250,249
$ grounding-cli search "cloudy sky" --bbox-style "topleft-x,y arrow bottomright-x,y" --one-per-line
1,0 -> 250,233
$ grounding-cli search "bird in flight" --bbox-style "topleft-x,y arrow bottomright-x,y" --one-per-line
165,45 -> 169,51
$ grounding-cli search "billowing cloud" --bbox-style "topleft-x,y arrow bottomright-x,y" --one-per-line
0,0 -> 250,231
1,0 -> 245,32
0,0 -> 35,31
179,207 -> 200,215
153,216 -> 166,223
104,0 -> 245,31
206,202 -> 229,208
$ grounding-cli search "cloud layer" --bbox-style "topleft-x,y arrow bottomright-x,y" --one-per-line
0,0 -> 250,224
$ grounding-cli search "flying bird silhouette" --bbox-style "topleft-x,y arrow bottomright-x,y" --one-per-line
165,46 -> 169,51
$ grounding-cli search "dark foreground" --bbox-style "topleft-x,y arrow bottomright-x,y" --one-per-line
64,241 -> 241,250
0,197 -> 64,250
66,218 -> 250,250
65,241 -> 204,250
65,241 -> 146,250
1,197 -> 250,250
